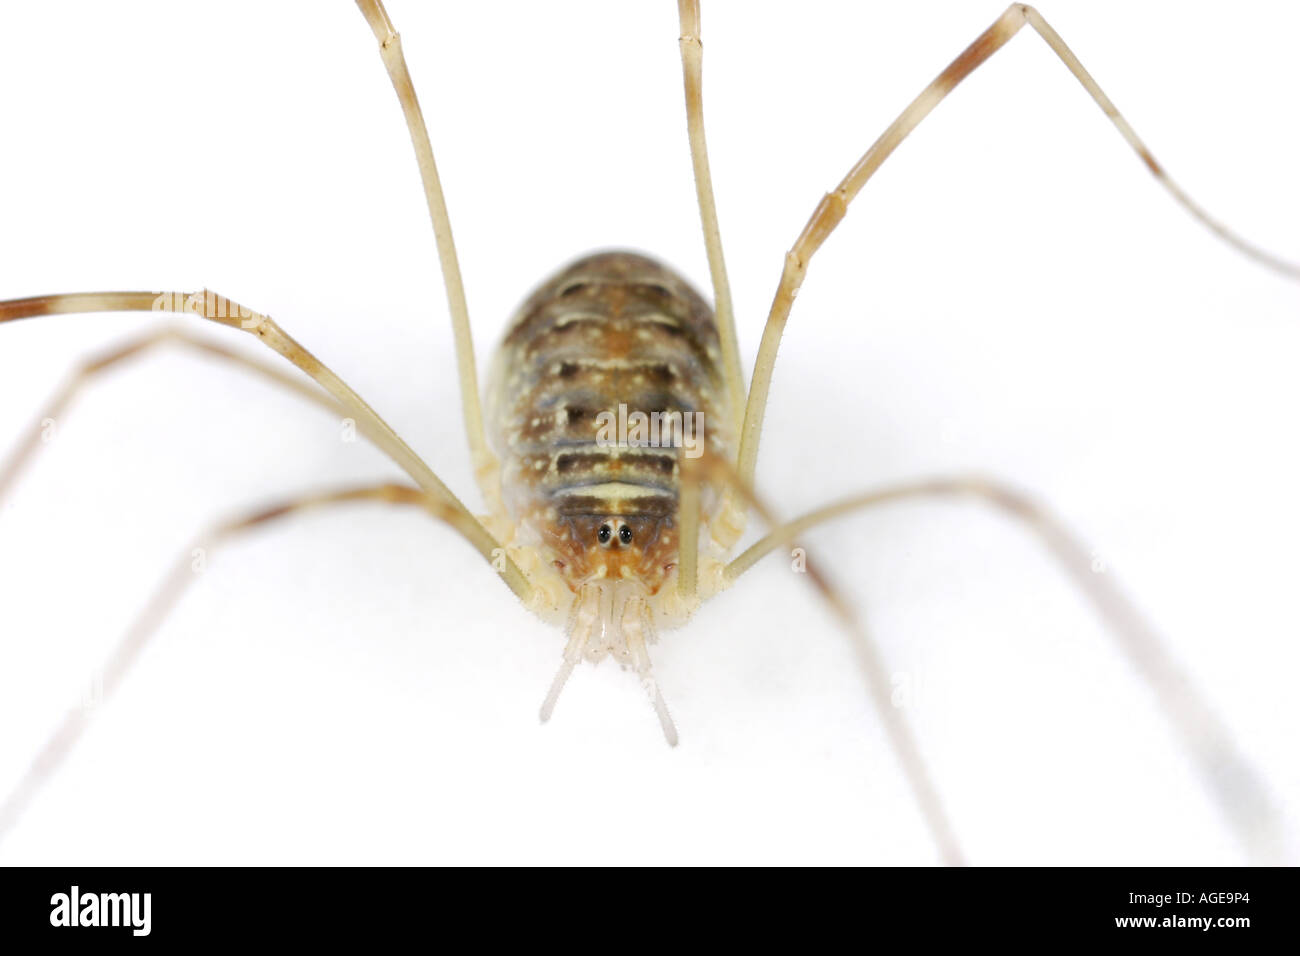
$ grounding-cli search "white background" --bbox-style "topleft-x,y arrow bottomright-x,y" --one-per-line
0,1 -> 1297,865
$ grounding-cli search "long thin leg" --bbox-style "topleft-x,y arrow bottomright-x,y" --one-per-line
677,445 -> 701,603
684,450 -> 964,865
0,290 -> 531,601
353,0 -> 500,508
726,473 -> 1288,864
737,2 -> 1300,486
677,0 -> 744,431
0,326 -> 343,500
0,482 -> 485,844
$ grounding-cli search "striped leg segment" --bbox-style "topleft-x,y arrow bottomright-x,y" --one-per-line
0,290 -> 530,599
354,0 -> 501,510
0,326 -> 343,501
726,473 -> 1290,864
684,449 -> 965,865
677,0 -> 744,432
0,482 -> 492,844
738,3 -> 1300,486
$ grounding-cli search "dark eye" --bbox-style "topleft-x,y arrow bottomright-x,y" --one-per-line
619,526 -> 634,544
597,524 -> 612,544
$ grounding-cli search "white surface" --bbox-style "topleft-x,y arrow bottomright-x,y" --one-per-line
0,1 -> 1297,865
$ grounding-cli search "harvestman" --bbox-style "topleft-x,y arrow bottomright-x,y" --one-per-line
0,2 -> 1295,865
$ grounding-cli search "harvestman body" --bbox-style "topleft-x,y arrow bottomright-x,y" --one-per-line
486,251 -> 739,742
0,2 -> 1296,864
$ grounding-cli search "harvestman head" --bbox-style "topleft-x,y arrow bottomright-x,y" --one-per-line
0,2 -> 1296,865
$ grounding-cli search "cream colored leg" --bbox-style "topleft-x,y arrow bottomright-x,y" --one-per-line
677,0 -> 743,431
0,482 -> 505,844
0,326 -> 342,500
692,450 -> 964,865
0,291 -> 530,597
738,3 -> 1300,486
726,473 -> 1287,864
354,0 -> 501,510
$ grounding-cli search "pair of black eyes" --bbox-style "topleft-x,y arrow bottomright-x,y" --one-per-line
598,525 -> 634,545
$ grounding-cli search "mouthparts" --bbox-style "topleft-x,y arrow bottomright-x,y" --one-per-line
538,579 -> 678,745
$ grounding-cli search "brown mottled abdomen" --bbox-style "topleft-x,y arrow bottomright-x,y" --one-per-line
486,251 -> 733,594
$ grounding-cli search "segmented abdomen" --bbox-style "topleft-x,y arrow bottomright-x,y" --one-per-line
487,251 -> 732,548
